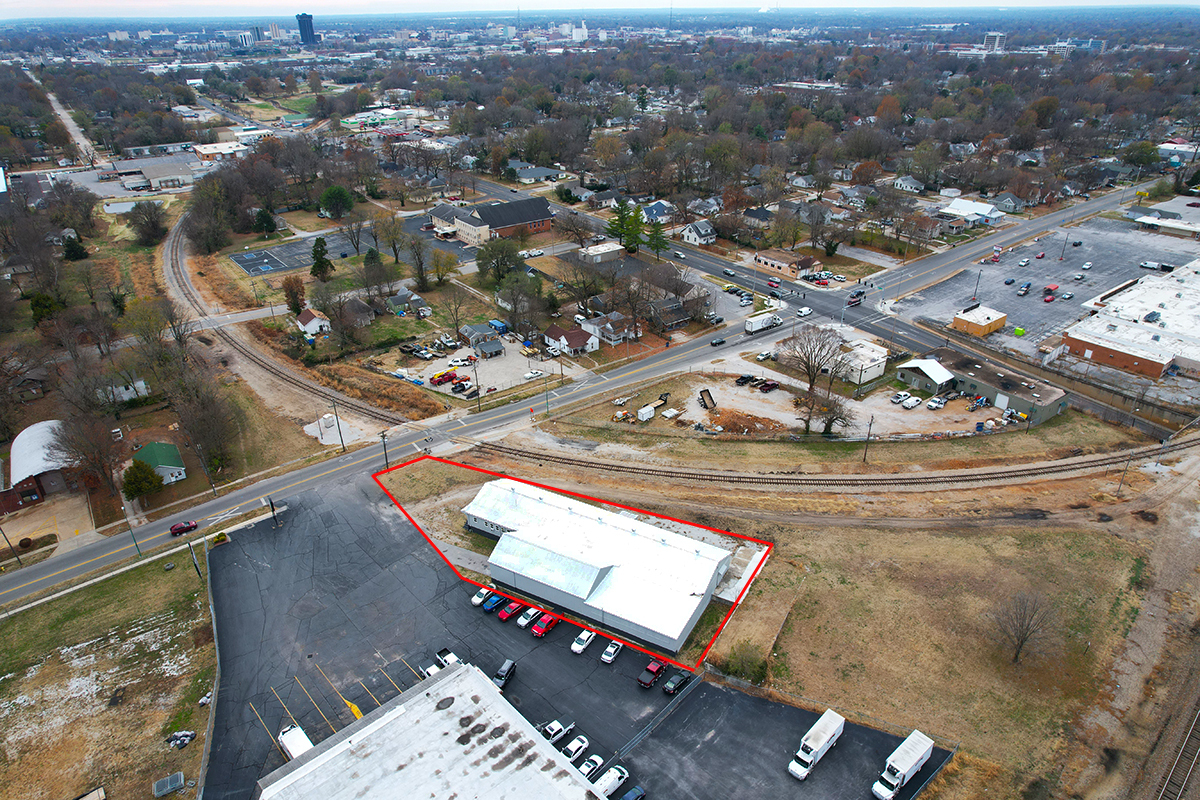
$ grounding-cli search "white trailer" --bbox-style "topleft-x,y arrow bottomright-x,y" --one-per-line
872,729 -> 934,799
745,312 -> 783,334
787,709 -> 845,780
278,724 -> 314,761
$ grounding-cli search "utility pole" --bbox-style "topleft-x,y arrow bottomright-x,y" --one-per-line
330,397 -> 347,453
380,431 -> 390,468
195,443 -> 217,498
121,503 -> 142,557
862,415 -> 875,463
972,269 -> 982,301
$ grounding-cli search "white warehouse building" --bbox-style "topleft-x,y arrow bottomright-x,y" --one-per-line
464,479 -> 732,652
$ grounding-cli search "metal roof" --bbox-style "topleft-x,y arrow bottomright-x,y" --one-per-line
9,420 -> 70,486
466,480 -> 731,644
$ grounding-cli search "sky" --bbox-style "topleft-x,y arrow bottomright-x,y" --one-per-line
2,1 -> 1197,22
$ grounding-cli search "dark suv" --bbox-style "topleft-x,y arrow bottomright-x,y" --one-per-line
492,659 -> 516,690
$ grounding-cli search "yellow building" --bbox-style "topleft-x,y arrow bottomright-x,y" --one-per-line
951,304 -> 1006,337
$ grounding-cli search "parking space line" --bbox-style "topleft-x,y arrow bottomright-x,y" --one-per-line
294,675 -> 337,733
249,700 -> 288,759
270,685 -> 300,728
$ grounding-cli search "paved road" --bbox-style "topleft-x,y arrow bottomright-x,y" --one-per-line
24,70 -> 95,158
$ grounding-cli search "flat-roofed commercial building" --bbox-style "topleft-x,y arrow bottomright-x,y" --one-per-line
464,479 -> 732,652
254,663 -> 598,800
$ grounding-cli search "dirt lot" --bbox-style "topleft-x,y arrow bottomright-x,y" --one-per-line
0,555 -> 216,800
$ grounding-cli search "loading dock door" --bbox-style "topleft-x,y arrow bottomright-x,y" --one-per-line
994,393 -> 1010,410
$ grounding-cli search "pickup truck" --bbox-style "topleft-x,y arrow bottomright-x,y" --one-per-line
436,648 -> 463,668
637,660 -> 666,688
539,717 -> 576,744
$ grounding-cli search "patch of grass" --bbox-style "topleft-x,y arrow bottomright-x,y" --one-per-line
162,663 -> 217,735
1128,555 -> 1148,590
679,601 -> 728,661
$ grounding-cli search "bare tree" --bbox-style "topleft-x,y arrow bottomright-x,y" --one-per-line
162,299 -> 196,361
405,233 -> 430,292
47,414 -> 124,496
338,211 -> 368,256
562,256 -> 604,312
372,211 -> 404,263
815,393 -> 855,435
993,592 -> 1055,664
444,284 -> 472,339
554,213 -> 595,248
778,325 -> 845,389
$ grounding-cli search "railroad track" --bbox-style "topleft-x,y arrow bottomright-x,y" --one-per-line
164,219 -> 406,428
1156,699 -> 1200,800
476,437 -> 1200,488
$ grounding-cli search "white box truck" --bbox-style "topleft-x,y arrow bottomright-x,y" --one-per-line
278,724 -> 314,761
871,729 -> 934,799
745,312 -> 783,334
787,709 -> 845,780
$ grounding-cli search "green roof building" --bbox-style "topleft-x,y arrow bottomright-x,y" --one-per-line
135,442 -> 187,485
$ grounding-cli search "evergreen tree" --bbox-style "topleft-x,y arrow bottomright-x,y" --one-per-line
310,236 -> 334,281
253,208 -> 277,235
63,236 -> 89,261
645,220 -> 669,260
606,201 -> 630,245
622,208 -> 645,254
122,458 -> 164,501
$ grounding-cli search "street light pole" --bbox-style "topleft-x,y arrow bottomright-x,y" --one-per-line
972,269 -> 982,301
0,523 -> 23,566
121,503 -> 142,557
862,415 -> 875,463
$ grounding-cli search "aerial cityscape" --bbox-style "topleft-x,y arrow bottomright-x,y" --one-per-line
1,5 -> 1199,800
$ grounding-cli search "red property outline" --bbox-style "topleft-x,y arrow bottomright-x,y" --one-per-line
372,455 -> 773,672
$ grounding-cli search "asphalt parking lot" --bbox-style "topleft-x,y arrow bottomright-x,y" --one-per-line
229,219 -> 472,276
204,471 -> 947,800
895,217 -> 1200,355
626,682 -> 950,800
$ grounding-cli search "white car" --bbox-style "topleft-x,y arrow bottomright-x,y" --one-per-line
529,248 -> 544,257
756,351 -> 773,362
562,735 -> 589,763
524,370 -> 545,380
516,607 -> 542,628
600,640 -> 623,663
1018,258 -> 1030,266
833,274 -> 847,282
927,397 -> 945,410
901,396 -> 922,409
890,391 -> 911,404
796,307 -> 813,317
673,250 -> 686,258
448,358 -> 472,367
470,586 -> 493,606
1082,261 -> 1092,269
571,630 -> 597,654
739,298 -> 753,307
579,754 -> 604,778
518,250 -> 530,258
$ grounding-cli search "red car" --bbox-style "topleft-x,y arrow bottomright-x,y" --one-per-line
170,521 -> 198,536
1035,252 -> 1045,258
767,280 -> 780,288
531,613 -> 559,637
814,279 -> 829,286
638,660 -> 666,688
498,601 -> 526,622
1043,295 -> 1056,302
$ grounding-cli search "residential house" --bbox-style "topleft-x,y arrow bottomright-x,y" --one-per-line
829,168 -> 853,182
992,192 -> 1027,213
342,298 -> 375,328
516,166 -> 563,184
839,186 -> 877,210
589,189 -> 623,209
893,175 -> 924,194
935,213 -> 967,235
939,198 -> 1006,226
506,159 -> 534,172
640,200 -> 675,224
386,289 -> 416,314
680,220 -> 717,246
687,196 -> 722,217
790,174 -> 816,189
649,297 -> 690,331
297,308 -> 332,336
476,338 -> 506,359
99,378 -> 151,405
460,323 -> 498,347
134,441 -> 187,485
581,311 -> 638,345
742,207 -> 774,229
1126,206 -> 1182,221
948,142 -> 977,161
543,324 -> 599,355
8,368 -> 48,402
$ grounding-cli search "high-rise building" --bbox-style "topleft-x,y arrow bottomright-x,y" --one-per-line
296,13 -> 316,46
251,25 -> 264,42
269,22 -> 281,39
982,31 -> 1006,52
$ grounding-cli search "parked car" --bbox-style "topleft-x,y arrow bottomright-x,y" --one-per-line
531,613 -> 559,637
833,274 -> 847,282
1044,294 -> 1056,302
498,601 -> 525,622
710,338 -> 726,346
1061,292 -> 1075,300
890,391 -> 911,404
1036,251 -> 1045,258
1004,278 -> 1015,285
571,630 -> 597,654
465,387 -> 480,400
1082,261 -> 1093,269
901,396 -> 922,409
814,279 -> 829,286
470,586 -> 494,607
759,381 -> 780,393
600,640 -> 624,663
524,370 -> 545,380
1072,240 -> 1083,246
768,290 -> 781,299
562,734 -> 589,763
926,397 -> 945,410
420,222 -> 435,231
448,357 -> 474,367
482,594 -> 506,612
617,788 -> 646,800
492,659 -> 516,690
516,607 -> 542,628
579,754 -> 604,778
756,351 -> 773,361
735,375 -> 754,386
739,298 -> 753,307
1017,282 -> 1032,296
663,671 -> 693,695
796,307 -> 812,317
638,660 -> 666,687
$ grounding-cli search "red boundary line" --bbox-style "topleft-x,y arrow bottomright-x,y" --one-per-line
372,455 -> 773,672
